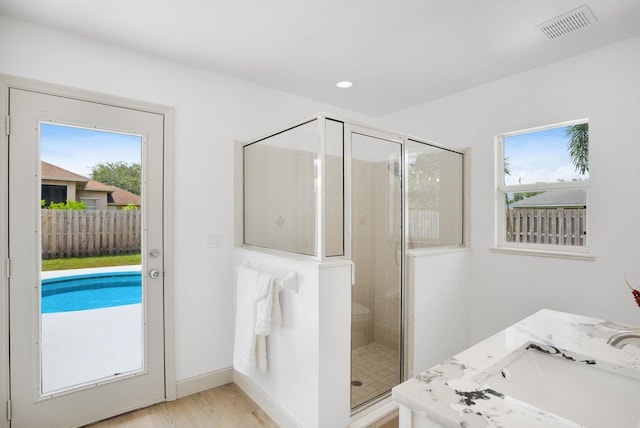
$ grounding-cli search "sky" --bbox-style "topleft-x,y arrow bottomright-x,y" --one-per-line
40,123 -> 142,177
503,125 -> 588,186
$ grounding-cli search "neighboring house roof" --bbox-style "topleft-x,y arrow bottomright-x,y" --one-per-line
41,160 -> 87,182
108,186 -> 141,207
511,188 -> 586,208
85,179 -> 116,192
41,161 -> 141,207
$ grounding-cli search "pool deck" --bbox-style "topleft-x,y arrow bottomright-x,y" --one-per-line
41,266 -> 144,394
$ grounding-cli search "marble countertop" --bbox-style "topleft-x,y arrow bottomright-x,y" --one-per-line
392,309 -> 640,427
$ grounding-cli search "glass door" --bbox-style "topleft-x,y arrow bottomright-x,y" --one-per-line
9,88 -> 166,427
349,128 -> 403,410
40,123 -> 144,394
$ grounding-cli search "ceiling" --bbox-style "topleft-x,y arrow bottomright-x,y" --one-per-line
1,0 -> 640,116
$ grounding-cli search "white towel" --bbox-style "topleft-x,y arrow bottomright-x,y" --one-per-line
255,272 -> 282,335
233,266 -> 283,375
254,272 -> 282,373
233,266 -> 259,375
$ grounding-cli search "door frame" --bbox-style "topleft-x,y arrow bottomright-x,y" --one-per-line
0,74 -> 176,428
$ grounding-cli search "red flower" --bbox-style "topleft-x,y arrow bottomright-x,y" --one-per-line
625,276 -> 640,308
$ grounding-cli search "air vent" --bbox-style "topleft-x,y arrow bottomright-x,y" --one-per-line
536,5 -> 597,40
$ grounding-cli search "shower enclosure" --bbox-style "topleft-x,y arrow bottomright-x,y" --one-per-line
242,116 -> 464,412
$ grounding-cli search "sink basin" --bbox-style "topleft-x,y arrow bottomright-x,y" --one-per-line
475,343 -> 640,427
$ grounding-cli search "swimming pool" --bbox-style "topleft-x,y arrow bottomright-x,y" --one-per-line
41,271 -> 142,313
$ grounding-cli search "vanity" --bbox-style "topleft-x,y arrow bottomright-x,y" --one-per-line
392,309 -> 640,427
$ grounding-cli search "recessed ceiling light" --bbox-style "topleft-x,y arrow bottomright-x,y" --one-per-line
336,80 -> 353,89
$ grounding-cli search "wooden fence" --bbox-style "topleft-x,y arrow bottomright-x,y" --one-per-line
506,208 -> 586,246
41,210 -> 141,259
408,209 -> 440,239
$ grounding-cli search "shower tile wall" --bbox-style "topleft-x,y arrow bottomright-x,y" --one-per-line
373,162 -> 400,350
352,158 -> 375,345
351,159 -> 400,349
244,144 -> 316,255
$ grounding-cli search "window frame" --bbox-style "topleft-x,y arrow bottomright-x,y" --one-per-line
493,119 -> 593,259
80,197 -> 98,210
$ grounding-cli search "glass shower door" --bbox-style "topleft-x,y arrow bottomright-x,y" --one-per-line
349,130 -> 402,410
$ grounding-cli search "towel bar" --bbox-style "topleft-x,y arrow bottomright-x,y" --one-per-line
277,272 -> 298,292
237,261 -> 299,293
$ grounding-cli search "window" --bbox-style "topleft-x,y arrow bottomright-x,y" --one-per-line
41,184 -> 67,207
496,120 -> 590,256
81,198 -> 98,210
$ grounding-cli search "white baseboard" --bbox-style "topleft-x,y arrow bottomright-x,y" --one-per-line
175,367 -> 234,399
233,370 -> 300,428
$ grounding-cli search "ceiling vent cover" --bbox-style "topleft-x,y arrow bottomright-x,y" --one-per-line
536,5 -> 597,40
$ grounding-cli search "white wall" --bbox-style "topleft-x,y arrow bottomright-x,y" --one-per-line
0,14 -> 373,384
383,36 -> 640,344
233,249 -> 352,428
408,249 -> 470,375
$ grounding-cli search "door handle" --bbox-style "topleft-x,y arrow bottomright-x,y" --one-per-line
149,269 -> 161,279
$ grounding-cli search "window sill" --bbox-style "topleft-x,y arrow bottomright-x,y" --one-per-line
490,246 -> 595,261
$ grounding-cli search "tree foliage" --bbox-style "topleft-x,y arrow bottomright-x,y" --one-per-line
566,123 -> 589,175
408,153 -> 440,210
504,156 -> 512,176
90,161 -> 141,195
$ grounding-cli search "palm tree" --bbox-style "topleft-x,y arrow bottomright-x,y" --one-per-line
566,124 -> 589,174
504,156 -> 513,239
504,156 -> 512,177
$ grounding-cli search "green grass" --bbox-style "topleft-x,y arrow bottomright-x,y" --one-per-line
41,254 -> 142,271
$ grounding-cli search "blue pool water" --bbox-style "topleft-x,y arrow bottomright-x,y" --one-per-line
41,271 -> 142,313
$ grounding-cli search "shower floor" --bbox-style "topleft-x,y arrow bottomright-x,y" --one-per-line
351,341 -> 400,409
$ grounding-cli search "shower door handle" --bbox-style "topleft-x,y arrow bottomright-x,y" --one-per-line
149,269 -> 161,279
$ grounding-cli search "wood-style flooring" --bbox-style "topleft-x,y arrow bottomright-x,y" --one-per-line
85,382 -> 400,427
85,383 -> 277,427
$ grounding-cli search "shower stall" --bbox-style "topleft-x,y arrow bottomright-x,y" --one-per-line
242,116 -> 463,412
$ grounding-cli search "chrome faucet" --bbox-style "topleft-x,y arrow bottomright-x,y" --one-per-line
607,331 -> 640,349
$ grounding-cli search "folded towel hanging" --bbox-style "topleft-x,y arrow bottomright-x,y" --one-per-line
233,263 -> 293,375
255,272 -> 281,336
254,270 -> 276,373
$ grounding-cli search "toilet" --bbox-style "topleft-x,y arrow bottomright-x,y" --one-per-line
351,302 -> 372,349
